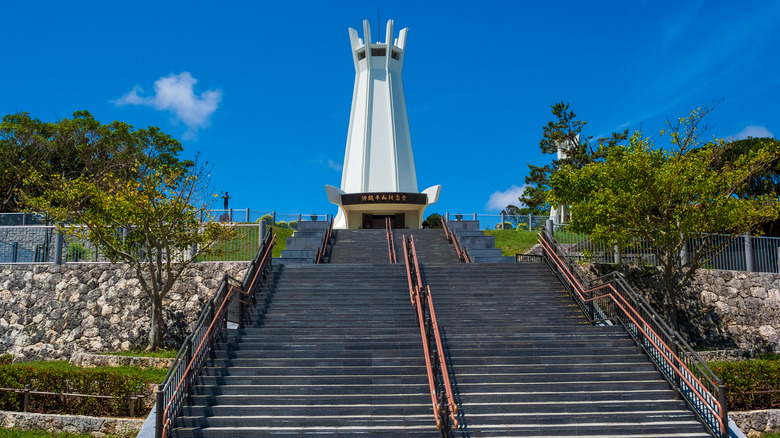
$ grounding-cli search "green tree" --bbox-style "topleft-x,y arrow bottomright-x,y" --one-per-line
424,213 -> 442,229
22,113 -> 235,350
548,107 -> 780,327
519,102 -> 627,214
0,111 -> 190,213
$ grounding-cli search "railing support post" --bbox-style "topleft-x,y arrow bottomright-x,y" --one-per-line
54,227 -> 64,265
272,211 -> 276,225
155,386 -> 164,438
744,233 -> 754,272
11,242 -> 19,263
500,213 -> 505,230
229,208 -> 233,222
446,212 -> 449,221
718,384 -> 729,438
546,219 -> 554,239
473,213 -> 477,221
23,385 -> 29,412
528,214 -> 532,231
298,213 -> 302,221
245,208 -> 250,223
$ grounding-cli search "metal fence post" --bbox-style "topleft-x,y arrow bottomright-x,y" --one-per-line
744,233 -> 754,272
23,385 -> 29,411
473,213 -> 477,221
446,212 -> 449,221
718,384 -> 729,438
272,211 -> 276,225
12,242 -> 19,263
245,208 -> 250,223
259,220 -> 267,245
298,213 -> 302,221
54,228 -> 64,265
546,219 -> 554,239
229,208 -> 233,222
155,386 -> 164,437
528,214 -> 532,231
500,213 -> 505,230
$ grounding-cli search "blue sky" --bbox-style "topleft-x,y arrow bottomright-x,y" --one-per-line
2,1 -> 779,220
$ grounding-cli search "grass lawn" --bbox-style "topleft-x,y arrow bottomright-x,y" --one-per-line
0,428 -> 136,438
484,230 -> 540,256
0,429 -> 134,438
270,226 -> 294,258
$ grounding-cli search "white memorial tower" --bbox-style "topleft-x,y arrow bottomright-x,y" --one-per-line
326,19 -> 440,229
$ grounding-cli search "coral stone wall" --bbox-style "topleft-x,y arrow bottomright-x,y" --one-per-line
0,262 -> 247,361
586,264 -> 780,352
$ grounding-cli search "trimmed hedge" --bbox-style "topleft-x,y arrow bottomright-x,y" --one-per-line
709,356 -> 780,410
0,362 -> 150,417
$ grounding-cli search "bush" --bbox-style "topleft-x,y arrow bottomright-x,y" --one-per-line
275,221 -> 289,229
0,354 -> 12,365
425,213 -> 442,229
67,242 -> 87,261
0,361 -> 152,417
288,221 -> 298,230
258,214 -> 274,225
709,358 -> 780,410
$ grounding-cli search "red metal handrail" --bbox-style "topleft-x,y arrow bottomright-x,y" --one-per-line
425,284 -> 458,425
537,233 -> 727,437
385,217 -> 396,264
315,219 -> 334,264
403,235 -> 459,431
402,237 -> 441,429
441,218 -> 470,263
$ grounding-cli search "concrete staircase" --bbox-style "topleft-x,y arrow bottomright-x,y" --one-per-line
170,227 -> 714,437
327,229 -> 390,264
279,220 -> 330,264
173,263 -> 438,437
423,263 -> 711,437
445,220 -> 514,263
394,229 -> 462,264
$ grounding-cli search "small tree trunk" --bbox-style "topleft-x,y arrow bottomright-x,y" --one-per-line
149,294 -> 164,350
661,266 -> 680,331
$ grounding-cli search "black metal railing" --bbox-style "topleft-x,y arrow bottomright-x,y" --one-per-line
402,234 -> 458,437
155,230 -> 276,437
537,229 -> 728,438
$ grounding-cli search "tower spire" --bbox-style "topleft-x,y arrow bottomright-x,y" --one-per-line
326,20 -> 440,229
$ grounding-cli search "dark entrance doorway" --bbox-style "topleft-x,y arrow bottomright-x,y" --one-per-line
362,213 -> 405,229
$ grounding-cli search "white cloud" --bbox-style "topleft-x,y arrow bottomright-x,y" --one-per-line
733,125 -> 774,140
328,159 -> 343,171
486,185 -> 527,211
116,72 -> 222,136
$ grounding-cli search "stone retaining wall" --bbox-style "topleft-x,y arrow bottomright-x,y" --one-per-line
731,409 -> 780,437
585,264 -> 780,352
0,262 -> 247,361
0,411 -> 144,437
